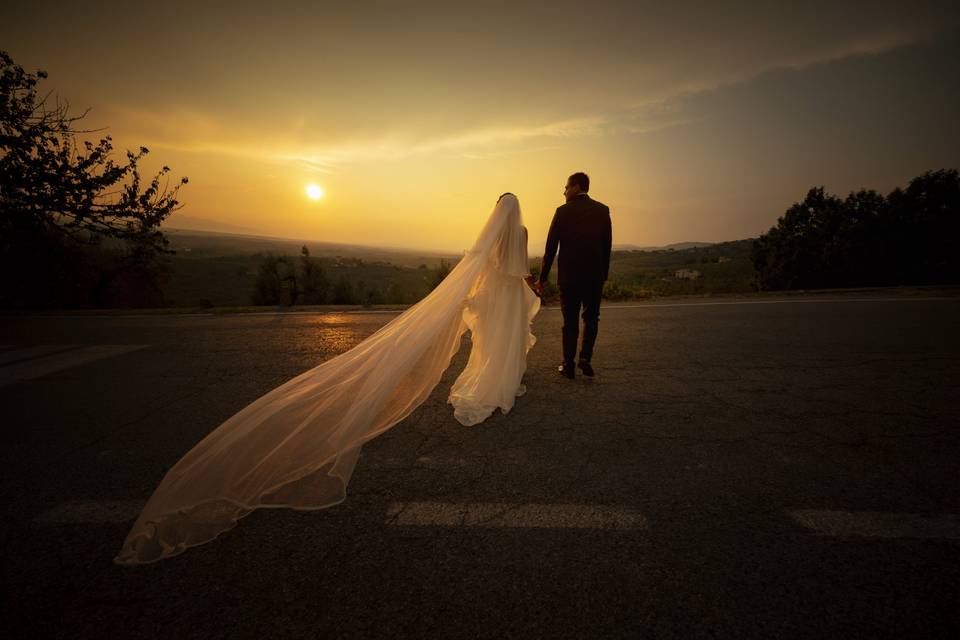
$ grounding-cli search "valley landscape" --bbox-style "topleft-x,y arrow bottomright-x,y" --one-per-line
158,227 -> 757,309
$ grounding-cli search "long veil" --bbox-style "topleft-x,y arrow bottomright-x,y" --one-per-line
115,194 -> 533,565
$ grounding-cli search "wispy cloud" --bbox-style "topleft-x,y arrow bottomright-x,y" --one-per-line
99,27 -> 944,175
624,27 -> 941,111
277,116 -> 608,172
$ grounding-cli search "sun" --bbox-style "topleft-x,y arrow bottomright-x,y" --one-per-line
305,183 -> 324,200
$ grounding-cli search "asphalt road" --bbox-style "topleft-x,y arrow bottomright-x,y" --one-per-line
1,294 -> 958,639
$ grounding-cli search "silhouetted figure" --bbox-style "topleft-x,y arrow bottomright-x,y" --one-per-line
538,172 -> 612,378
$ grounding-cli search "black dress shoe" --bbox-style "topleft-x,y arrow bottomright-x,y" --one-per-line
557,362 -> 575,379
577,361 -> 595,377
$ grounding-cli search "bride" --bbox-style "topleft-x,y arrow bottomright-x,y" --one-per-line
115,192 -> 541,564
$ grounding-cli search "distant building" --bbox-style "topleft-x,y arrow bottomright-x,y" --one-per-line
674,269 -> 701,280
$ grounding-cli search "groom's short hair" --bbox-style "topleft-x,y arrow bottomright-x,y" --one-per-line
569,172 -> 590,192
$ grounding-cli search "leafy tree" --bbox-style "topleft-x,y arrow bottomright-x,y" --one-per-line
252,253 -> 298,305
385,281 -> 408,304
429,258 -> 451,290
0,50 -> 188,308
886,169 -> 960,284
752,169 -> 959,290
298,245 -> 329,304
332,277 -> 356,304
363,286 -> 385,306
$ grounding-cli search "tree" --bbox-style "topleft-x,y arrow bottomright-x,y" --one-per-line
0,50 -> 188,308
752,169 -> 959,290
299,245 -> 329,304
363,285 -> 385,306
429,259 -> 452,290
385,281 -> 408,304
886,169 -> 960,285
332,277 -> 356,304
252,253 -> 298,306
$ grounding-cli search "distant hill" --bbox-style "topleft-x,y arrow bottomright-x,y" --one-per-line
162,225 -> 723,262
612,241 -> 716,252
163,214 -> 270,236
603,238 -> 757,298
162,228 -> 460,268
155,228 -> 758,307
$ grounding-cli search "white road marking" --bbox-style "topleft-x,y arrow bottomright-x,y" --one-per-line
0,344 -> 150,386
789,509 -> 960,539
549,297 -> 954,310
35,500 -> 144,524
385,501 -> 647,530
1,308 -> 407,318
0,344 -> 83,366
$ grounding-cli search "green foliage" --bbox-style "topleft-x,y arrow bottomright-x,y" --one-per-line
885,169 -> 960,284
531,240 -> 756,302
602,279 -> 636,300
157,237 -> 757,308
528,264 -> 559,300
752,169 -> 959,290
620,240 -> 757,296
332,277 -> 356,304
429,258 -> 452,290
252,253 -> 298,306
533,236 -> 755,301
298,245 -> 329,304
156,235 -> 436,307
0,50 -> 187,309
361,284 -> 385,306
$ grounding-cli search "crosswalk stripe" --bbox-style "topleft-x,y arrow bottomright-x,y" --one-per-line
0,344 -> 150,387
385,502 -> 647,529
546,297 -> 955,310
32,500 -> 960,540
0,344 -> 83,366
788,509 -> 960,539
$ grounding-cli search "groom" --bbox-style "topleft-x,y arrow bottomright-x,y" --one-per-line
536,172 -> 612,379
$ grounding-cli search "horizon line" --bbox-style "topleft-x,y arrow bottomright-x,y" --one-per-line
161,225 -> 753,257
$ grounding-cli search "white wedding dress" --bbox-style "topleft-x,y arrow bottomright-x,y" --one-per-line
448,222 -> 539,425
115,193 -> 541,564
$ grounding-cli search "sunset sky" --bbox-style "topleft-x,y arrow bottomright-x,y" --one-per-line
2,1 -> 959,252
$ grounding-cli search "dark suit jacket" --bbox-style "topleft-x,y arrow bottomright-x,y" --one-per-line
539,193 -> 612,288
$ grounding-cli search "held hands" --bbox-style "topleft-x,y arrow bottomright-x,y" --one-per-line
524,276 -> 544,297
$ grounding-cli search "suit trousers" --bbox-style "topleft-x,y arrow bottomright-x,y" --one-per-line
559,280 -> 603,365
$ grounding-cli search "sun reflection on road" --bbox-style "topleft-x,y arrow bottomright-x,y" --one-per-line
301,312 -> 399,355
